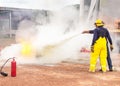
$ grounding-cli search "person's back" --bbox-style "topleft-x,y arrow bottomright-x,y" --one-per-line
82,20 -> 114,71
97,27 -> 108,38
89,19 -> 109,72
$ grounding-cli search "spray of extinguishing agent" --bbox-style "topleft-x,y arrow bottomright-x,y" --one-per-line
0,57 -> 16,77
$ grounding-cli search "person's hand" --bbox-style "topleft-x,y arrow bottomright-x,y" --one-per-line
82,31 -> 86,34
91,46 -> 94,52
110,45 -> 114,51
82,31 -> 89,34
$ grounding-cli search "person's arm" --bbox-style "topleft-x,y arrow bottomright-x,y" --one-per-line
106,30 -> 112,45
82,30 -> 89,33
106,29 -> 113,51
82,30 -> 94,34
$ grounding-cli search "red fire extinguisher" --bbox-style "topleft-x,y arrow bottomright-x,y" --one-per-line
11,58 -> 16,77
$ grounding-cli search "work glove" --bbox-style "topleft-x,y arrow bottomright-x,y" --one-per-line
91,46 -> 94,52
110,45 -> 114,51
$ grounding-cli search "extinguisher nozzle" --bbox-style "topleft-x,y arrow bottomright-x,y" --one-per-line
0,72 -> 8,77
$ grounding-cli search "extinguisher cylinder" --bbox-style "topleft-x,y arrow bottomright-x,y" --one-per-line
11,59 -> 16,77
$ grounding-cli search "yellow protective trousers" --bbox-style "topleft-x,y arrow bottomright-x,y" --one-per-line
89,37 -> 107,72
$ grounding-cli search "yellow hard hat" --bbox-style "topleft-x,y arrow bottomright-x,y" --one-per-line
95,19 -> 104,26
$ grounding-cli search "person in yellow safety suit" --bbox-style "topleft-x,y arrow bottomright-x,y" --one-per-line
89,19 -> 113,72
82,25 -> 114,72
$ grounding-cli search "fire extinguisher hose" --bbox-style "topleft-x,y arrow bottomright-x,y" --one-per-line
0,57 -> 15,77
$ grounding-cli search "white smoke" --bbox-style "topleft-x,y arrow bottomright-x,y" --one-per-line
100,0 -> 120,18
100,0 -> 120,53
0,1 -> 94,65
